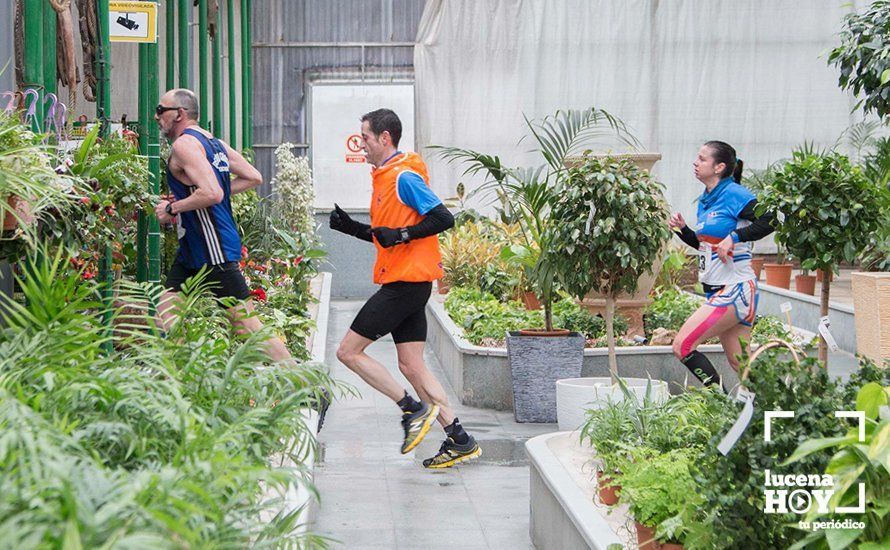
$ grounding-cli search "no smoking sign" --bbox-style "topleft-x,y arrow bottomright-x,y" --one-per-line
345,134 -> 365,163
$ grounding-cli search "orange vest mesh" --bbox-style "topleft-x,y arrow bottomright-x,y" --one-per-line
369,152 -> 444,284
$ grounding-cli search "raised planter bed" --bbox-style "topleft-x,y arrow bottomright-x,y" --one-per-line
260,272 -> 332,534
427,295 -> 731,411
757,282 -> 856,353
527,431 -> 631,549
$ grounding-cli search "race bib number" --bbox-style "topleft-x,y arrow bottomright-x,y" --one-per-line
699,243 -> 711,273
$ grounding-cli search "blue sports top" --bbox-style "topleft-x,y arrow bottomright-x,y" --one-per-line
694,177 -> 757,285
167,128 -> 242,269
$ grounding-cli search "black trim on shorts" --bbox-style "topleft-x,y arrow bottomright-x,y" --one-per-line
350,281 -> 433,344
164,260 -> 251,301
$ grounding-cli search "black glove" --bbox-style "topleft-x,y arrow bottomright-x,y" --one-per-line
329,204 -> 372,242
371,226 -> 409,248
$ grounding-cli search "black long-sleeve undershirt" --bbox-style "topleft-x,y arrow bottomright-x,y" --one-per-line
673,198 -> 775,249
405,203 -> 455,240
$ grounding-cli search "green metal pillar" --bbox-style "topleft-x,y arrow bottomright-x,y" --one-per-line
23,0 -> 44,131
43,1 -> 57,122
96,0 -> 113,352
178,0 -> 190,88
145,50 -> 162,287
166,0 -> 175,90
212,4 -> 222,135
240,0 -> 251,150
198,0 -> 208,127
226,0 -> 237,146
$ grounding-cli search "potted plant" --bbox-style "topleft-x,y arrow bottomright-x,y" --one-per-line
782,381 -> 889,550
793,267 -> 816,295
579,398 -> 635,506
762,244 -> 792,289
549,154 -> 672,383
434,107 -> 637,422
616,447 -> 700,550
758,149 -> 884,366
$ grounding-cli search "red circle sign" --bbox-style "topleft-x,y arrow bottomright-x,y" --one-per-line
346,134 -> 363,152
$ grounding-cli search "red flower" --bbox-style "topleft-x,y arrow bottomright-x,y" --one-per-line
82,271 -> 96,280
241,245 -> 248,259
250,288 -> 267,301
293,256 -> 303,266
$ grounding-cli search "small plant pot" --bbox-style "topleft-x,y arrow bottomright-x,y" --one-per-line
2,195 -> 31,231
517,328 -> 571,337
661,543 -> 684,550
816,270 -> 834,283
794,274 -> 816,295
522,291 -> 542,310
597,470 -> 620,505
635,521 -> 659,550
751,258 -> 765,280
763,263 -> 792,289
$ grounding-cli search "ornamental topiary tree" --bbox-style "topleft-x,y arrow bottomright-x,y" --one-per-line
758,150 -> 885,365
549,155 -> 671,382
829,0 -> 890,119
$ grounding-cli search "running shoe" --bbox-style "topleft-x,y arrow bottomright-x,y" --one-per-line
400,403 -> 440,454
423,435 -> 482,468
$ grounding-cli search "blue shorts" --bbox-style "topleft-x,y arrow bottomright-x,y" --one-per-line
705,280 -> 758,326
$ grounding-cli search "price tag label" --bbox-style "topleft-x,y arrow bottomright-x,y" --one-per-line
818,316 -> 840,352
780,302 -> 793,314
718,389 -> 756,455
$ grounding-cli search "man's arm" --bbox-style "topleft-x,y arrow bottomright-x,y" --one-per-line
165,137 -> 224,213
222,141 -> 263,195
370,172 -> 454,247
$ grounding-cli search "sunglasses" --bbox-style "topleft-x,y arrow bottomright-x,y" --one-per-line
155,104 -> 183,116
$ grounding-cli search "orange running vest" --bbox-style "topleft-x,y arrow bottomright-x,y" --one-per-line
369,152 -> 444,284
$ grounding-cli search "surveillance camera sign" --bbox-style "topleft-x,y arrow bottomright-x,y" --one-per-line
109,1 -> 158,43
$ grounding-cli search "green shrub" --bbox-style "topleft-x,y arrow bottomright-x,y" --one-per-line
644,287 -> 702,334
444,287 -> 622,345
750,315 -> 793,345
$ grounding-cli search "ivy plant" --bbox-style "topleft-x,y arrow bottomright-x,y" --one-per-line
828,0 -> 890,119
757,150 -> 885,364
549,155 -> 671,381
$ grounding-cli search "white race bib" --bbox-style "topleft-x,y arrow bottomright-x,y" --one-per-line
699,243 -> 712,273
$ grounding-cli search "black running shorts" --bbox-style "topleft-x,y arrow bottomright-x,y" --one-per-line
164,260 -> 251,301
350,281 -> 433,343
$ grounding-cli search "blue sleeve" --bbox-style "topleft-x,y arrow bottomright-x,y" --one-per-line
731,185 -> 756,218
397,171 -> 441,215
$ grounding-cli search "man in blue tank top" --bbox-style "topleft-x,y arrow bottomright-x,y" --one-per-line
153,88 -> 294,365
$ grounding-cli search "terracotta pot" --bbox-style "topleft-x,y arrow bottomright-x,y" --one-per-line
635,521 -> 659,550
517,328 -> 571,337
3,196 -> 24,231
597,470 -> 620,505
437,279 -> 450,295
816,270 -> 834,283
763,263 -> 792,289
661,543 -> 684,550
522,291 -> 542,310
794,274 -> 816,295
751,258 -> 765,280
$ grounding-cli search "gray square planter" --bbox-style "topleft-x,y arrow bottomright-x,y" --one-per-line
506,331 -> 585,423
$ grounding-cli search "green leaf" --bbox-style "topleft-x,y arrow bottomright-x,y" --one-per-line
881,69 -> 890,85
825,527 -> 863,550
856,382 -> 888,420
783,435 -> 855,465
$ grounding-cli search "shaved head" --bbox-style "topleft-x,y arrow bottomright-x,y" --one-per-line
162,88 -> 200,121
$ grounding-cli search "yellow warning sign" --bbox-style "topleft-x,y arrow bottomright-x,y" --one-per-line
109,1 -> 158,43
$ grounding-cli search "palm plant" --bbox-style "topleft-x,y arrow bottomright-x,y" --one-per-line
0,246 -> 345,548
432,107 -> 639,330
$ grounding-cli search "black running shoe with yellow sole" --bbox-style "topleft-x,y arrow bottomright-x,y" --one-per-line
423,435 -> 482,468
401,403 -> 440,454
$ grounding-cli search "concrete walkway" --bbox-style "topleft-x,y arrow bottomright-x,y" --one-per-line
313,300 -> 553,549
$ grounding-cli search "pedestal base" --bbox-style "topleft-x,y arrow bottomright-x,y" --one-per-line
579,298 -> 651,339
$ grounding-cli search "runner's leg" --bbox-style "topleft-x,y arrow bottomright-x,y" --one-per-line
336,329 -> 406,402
395,341 -> 454,427
227,298 -> 295,364
673,302 -> 741,387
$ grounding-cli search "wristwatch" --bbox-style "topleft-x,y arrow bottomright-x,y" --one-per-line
399,227 -> 410,243
165,202 -> 175,216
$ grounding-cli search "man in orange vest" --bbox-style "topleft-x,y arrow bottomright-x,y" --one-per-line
330,109 -> 481,469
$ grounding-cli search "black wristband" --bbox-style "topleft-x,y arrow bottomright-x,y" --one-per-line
165,203 -> 175,216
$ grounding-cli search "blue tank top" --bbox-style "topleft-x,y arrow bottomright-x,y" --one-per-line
167,128 -> 242,269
